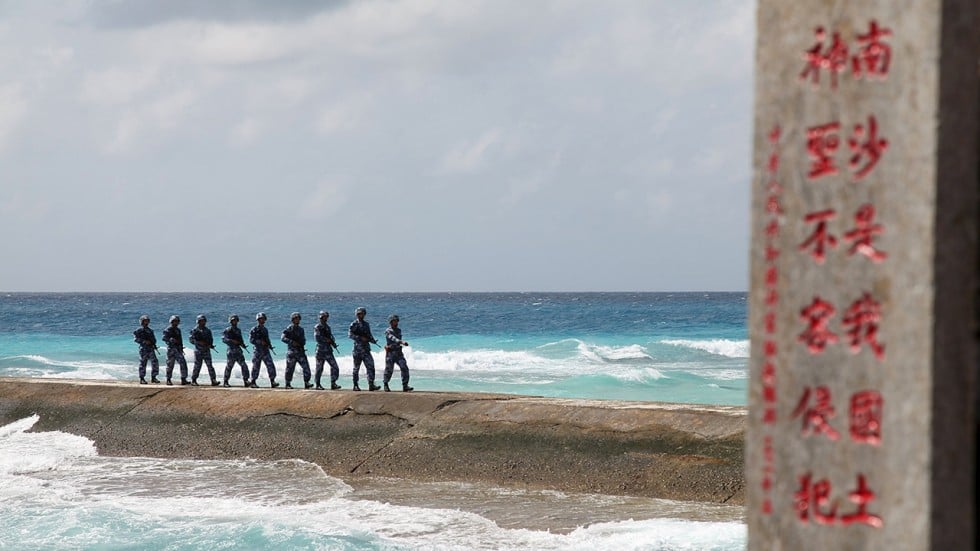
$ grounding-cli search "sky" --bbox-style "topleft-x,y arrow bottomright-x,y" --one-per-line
0,0 -> 756,292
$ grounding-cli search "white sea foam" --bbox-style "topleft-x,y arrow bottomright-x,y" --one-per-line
572,340 -> 652,362
412,348 -> 550,373
2,354 -> 129,374
0,415 -> 96,476
0,417 -> 745,550
660,339 -> 749,358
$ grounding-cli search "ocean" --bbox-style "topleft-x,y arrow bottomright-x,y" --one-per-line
0,292 -> 748,550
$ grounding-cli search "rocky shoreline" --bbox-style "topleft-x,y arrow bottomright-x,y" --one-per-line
0,377 -> 746,505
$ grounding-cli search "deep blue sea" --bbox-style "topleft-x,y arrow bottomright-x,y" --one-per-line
0,292 -> 747,550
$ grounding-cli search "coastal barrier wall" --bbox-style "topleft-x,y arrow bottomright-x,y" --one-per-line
0,378 -> 746,504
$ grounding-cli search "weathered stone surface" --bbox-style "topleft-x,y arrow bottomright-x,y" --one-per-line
747,1 -> 978,549
0,377 -> 746,504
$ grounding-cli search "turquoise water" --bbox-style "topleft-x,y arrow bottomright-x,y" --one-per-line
0,292 -> 748,405
0,293 -> 748,550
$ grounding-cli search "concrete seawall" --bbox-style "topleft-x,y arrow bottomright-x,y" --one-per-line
0,378 -> 746,505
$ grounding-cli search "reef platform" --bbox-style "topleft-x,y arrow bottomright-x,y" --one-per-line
0,378 -> 746,504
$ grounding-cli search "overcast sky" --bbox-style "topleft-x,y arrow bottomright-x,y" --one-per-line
0,0 -> 755,292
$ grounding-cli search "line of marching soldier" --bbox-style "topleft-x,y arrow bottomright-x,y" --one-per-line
133,307 -> 413,392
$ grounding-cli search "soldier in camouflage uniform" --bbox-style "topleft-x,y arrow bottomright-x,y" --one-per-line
314,310 -> 342,390
162,315 -> 189,385
348,307 -> 381,391
281,312 -> 312,389
222,314 -> 251,387
133,315 -> 160,384
189,314 -> 219,386
383,314 -> 414,392
249,312 -> 279,388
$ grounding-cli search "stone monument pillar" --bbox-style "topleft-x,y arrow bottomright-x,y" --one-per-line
746,1 -> 979,549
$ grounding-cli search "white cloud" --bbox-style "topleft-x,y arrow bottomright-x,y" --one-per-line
193,22 -> 297,65
0,83 -> 28,151
503,150 -> 562,205
275,78 -> 313,105
80,67 -> 158,105
104,89 -> 197,153
37,46 -> 74,66
301,179 -> 350,220
229,118 -> 261,146
439,128 -> 503,174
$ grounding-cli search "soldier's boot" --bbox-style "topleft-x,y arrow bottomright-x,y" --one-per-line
243,379 -> 251,387
304,379 -> 314,390
270,380 -> 280,388
190,379 -> 199,386
285,379 -> 293,389
248,381 -> 259,388
151,377 -> 161,384
403,385 -> 414,392
315,379 -> 325,390
166,379 -> 173,386
368,381 -> 381,392
210,379 -> 220,387
222,380 -> 230,388
383,382 -> 391,392
139,378 -> 147,385
353,384 -> 361,391
181,378 -> 190,386
331,382 -> 342,390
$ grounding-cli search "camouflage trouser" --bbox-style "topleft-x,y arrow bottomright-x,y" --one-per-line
225,347 -> 249,382
250,347 -> 276,383
138,347 -> 159,379
166,348 -> 188,380
352,347 -> 375,385
315,349 -> 340,385
284,349 -> 311,383
192,348 -> 216,382
384,353 -> 410,386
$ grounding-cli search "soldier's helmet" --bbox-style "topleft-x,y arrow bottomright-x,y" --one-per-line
139,315 -> 150,323
196,314 -> 207,322
355,307 -> 367,315
291,312 -> 301,321
229,314 -> 239,322
170,315 -> 180,324
256,312 -> 267,320
388,314 -> 399,323
319,310 -> 329,319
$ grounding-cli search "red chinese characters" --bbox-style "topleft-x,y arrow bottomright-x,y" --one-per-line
800,21 -> 893,88
799,210 -> 838,263
800,204 -> 887,264
806,117 -> 888,182
792,385 -> 841,441
795,473 -> 883,527
798,296 -> 839,354
757,125 -> 784,515
800,27 -> 849,89
791,386 -> 884,445
775,17 -> 894,532
806,123 -> 841,179
797,293 -> 885,360
851,21 -> 892,80
848,116 -> 889,180
842,293 -> 885,360
843,204 -> 887,262
849,391 -> 884,445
